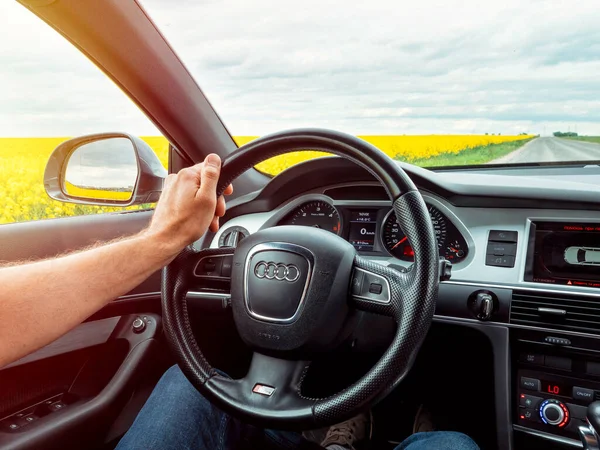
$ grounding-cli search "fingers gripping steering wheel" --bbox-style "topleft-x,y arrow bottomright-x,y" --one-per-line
161,129 -> 439,430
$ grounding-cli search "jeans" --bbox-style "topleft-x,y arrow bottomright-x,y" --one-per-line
117,366 -> 479,450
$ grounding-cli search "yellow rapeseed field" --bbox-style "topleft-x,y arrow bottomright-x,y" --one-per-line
0,135 -> 532,224
0,137 -> 169,224
235,135 -> 532,175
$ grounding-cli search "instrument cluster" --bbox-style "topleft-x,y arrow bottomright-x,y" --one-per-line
278,198 -> 469,263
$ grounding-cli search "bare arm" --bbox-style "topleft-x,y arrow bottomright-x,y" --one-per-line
0,153 -> 233,368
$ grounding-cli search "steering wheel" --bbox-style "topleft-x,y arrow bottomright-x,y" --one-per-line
161,129 -> 439,430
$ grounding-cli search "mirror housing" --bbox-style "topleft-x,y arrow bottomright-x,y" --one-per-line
44,133 -> 167,206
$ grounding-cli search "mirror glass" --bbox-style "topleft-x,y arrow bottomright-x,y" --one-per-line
63,137 -> 138,201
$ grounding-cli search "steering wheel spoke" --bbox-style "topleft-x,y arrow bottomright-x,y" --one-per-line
191,247 -> 235,281
206,352 -> 314,429
350,256 -> 410,317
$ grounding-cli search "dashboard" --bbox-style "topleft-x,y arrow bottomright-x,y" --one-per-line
204,158 -> 600,449
210,171 -> 600,294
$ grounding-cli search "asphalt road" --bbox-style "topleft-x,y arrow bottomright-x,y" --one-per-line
489,137 -> 600,165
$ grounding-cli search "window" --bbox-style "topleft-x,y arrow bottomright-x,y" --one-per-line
143,0 -> 600,175
0,2 -> 165,225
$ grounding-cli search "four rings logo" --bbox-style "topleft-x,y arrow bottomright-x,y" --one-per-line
254,261 -> 300,282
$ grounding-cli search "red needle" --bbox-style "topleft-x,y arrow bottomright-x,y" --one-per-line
391,236 -> 408,250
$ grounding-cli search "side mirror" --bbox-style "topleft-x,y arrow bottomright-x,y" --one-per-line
44,133 -> 167,206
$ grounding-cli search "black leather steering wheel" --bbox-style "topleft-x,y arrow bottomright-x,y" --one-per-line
161,129 -> 439,430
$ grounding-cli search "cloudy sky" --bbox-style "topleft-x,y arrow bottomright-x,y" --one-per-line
0,0 -> 599,137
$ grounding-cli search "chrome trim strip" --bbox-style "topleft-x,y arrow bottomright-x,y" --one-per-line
513,424 -> 583,448
442,280 -> 600,298
433,315 -> 487,325
243,242 -> 314,324
351,267 -> 392,304
432,314 -> 600,340
186,291 -> 231,300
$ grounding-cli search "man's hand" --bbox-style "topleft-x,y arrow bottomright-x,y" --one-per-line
146,153 -> 233,256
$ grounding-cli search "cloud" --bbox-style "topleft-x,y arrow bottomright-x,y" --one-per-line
0,0 -> 598,137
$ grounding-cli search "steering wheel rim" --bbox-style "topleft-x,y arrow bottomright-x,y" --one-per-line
162,128 -> 439,430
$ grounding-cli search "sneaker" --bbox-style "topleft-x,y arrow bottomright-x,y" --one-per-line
320,412 -> 372,450
412,404 -> 435,434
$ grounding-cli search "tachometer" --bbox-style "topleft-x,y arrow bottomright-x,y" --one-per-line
286,200 -> 341,235
382,205 -> 450,261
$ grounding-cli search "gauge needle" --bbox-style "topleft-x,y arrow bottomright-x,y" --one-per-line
391,237 -> 408,250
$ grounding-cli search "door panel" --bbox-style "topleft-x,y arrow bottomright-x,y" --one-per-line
0,210 -> 169,449
0,210 -> 152,262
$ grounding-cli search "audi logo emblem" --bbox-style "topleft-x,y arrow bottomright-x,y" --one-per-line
254,261 -> 300,282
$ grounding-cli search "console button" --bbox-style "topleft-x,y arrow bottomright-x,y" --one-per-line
520,352 -> 544,365
16,415 -> 38,427
489,230 -> 518,242
520,377 -> 540,391
545,336 -> 571,346
487,242 -> 517,256
49,402 -> 66,412
519,408 -> 538,422
519,394 -> 543,409
485,254 -> 515,268
587,361 -> 600,376
567,403 -> 588,420
573,386 -> 595,402
545,355 -> 572,371
4,422 -> 20,431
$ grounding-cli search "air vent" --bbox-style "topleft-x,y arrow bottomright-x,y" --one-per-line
511,290 -> 600,334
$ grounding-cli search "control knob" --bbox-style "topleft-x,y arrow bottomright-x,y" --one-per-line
132,317 -> 146,333
540,399 -> 569,427
468,290 -> 497,321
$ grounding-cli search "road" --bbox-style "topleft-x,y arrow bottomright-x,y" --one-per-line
489,137 -> 600,165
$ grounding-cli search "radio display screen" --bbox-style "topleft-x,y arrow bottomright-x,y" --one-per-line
348,210 -> 378,251
525,221 -> 600,288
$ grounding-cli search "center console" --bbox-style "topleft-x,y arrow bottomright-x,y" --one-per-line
513,220 -> 600,445
513,328 -> 600,444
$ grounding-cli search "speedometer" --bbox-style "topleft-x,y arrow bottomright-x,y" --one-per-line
286,200 -> 341,235
382,205 -> 448,261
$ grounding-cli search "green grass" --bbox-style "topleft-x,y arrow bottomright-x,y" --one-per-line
399,137 -> 536,167
563,136 -> 600,144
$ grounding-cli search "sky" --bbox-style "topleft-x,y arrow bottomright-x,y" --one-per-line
0,0 -> 599,137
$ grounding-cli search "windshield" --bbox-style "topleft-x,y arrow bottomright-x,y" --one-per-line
141,0 -> 600,174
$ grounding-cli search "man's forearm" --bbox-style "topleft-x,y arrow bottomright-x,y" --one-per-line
0,230 -> 179,368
